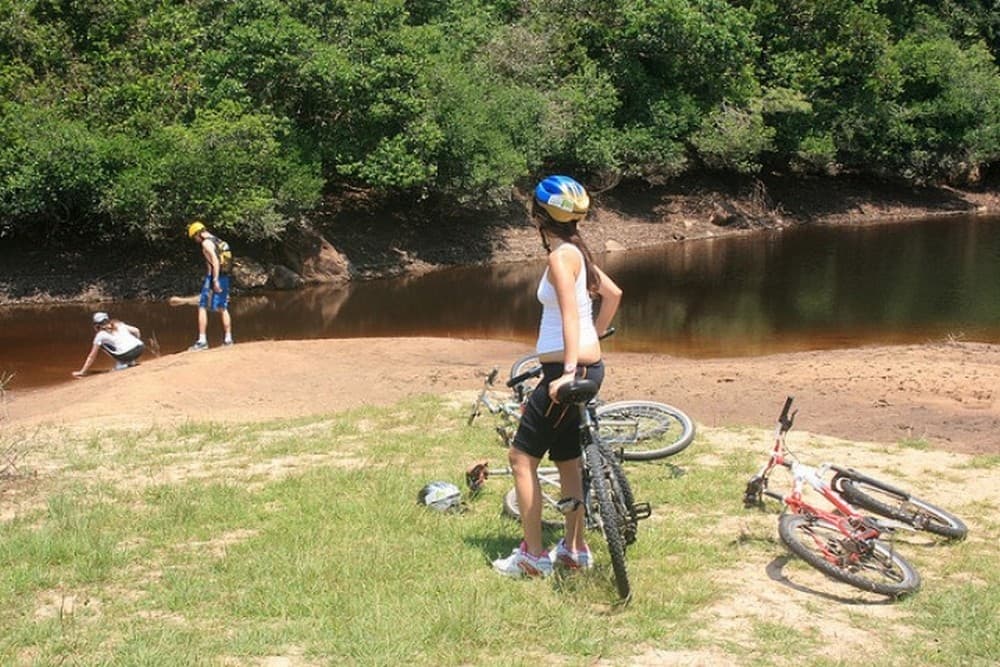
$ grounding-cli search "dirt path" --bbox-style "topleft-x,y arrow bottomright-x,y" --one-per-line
4,337 -> 997,455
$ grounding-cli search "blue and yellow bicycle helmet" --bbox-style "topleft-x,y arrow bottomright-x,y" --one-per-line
534,175 -> 590,223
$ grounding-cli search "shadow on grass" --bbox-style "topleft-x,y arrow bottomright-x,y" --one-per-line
765,554 -> 900,606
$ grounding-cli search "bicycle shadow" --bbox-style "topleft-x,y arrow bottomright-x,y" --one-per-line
765,554 -> 899,606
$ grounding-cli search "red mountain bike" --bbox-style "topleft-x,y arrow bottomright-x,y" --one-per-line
743,397 -> 931,597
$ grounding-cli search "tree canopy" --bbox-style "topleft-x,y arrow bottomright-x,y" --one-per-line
2,0 -> 999,247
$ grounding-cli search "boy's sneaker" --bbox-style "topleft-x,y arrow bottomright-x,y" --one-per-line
553,538 -> 592,570
222,339 -> 234,346
492,541 -> 553,578
188,341 -> 209,351
113,361 -> 129,371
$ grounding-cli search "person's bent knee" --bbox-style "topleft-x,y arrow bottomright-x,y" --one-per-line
508,446 -> 539,472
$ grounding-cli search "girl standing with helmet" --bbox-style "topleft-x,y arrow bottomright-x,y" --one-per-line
72,312 -> 145,377
492,175 -> 622,578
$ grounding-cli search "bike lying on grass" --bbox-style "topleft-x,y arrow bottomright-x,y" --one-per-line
467,368 -> 651,602
743,397 -> 967,597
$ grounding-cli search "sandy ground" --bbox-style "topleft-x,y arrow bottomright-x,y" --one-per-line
3,337 -> 997,456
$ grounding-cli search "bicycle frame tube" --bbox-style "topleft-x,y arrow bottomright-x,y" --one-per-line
758,425 -> 881,542
783,465 -> 882,542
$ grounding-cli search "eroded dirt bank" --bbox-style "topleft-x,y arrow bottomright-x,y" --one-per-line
2,173 -> 999,304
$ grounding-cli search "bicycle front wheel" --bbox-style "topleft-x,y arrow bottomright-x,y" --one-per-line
585,440 -> 631,602
778,513 -> 920,597
604,443 -> 640,545
833,470 -> 968,540
596,400 -> 695,460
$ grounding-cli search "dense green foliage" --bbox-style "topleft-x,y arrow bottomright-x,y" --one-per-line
1,0 -> 999,246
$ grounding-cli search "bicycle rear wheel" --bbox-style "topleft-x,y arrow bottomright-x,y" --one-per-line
596,400 -> 695,461
833,470 -> 968,540
778,513 -> 920,597
501,486 -> 565,529
585,440 -> 631,602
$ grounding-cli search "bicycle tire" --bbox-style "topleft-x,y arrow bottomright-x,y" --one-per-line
596,400 -> 695,461
585,439 -> 631,601
778,513 -> 920,597
603,442 -> 640,545
501,481 -> 565,530
833,471 -> 968,540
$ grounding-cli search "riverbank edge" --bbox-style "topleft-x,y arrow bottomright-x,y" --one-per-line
2,173 -> 999,306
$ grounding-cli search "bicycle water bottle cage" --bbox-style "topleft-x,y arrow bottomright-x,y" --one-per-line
556,378 -> 599,404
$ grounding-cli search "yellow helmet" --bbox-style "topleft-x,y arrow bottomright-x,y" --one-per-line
187,221 -> 206,239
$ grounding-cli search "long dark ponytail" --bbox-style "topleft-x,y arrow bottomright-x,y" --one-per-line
532,202 -> 601,294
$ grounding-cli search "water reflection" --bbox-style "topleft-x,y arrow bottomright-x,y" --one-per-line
1,215 -> 998,390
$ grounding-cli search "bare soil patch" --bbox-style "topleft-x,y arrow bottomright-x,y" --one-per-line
4,337 -> 997,456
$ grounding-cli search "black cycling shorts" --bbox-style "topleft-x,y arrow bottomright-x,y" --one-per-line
512,360 -> 605,462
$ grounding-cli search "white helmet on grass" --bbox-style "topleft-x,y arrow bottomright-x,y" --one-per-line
418,481 -> 462,512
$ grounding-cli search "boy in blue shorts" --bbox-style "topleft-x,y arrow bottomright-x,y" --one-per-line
186,221 -> 234,350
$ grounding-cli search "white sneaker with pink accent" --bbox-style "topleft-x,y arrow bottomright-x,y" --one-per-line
492,541 -> 553,578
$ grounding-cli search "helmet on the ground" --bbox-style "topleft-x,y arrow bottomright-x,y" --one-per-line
418,481 -> 462,512
92,312 -> 110,325
187,221 -> 206,239
534,175 -> 590,223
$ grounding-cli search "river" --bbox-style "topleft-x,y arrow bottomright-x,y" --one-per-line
2,214 -> 998,391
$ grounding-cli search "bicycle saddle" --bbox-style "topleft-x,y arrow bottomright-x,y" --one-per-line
555,378 -> 600,404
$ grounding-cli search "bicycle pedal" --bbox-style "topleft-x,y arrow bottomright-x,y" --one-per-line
556,497 -> 584,514
633,502 -> 652,520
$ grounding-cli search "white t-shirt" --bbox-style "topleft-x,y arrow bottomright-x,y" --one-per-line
535,244 -> 598,355
93,323 -> 143,356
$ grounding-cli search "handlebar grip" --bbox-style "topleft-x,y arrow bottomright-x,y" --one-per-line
778,396 -> 796,432
506,365 -> 543,388
779,396 -> 794,422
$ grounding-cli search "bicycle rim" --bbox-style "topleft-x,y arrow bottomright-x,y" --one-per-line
778,513 -> 920,597
596,400 -> 695,461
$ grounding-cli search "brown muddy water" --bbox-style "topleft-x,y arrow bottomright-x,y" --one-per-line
2,215 -> 999,391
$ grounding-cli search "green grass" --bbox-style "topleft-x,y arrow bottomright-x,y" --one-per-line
0,396 -> 997,665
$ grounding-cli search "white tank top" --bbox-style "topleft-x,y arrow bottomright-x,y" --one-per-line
93,323 -> 143,356
535,244 -> 598,354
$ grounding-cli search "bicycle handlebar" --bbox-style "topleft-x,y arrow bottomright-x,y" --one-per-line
505,327 -> 617,389
506,365 -> 543,388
